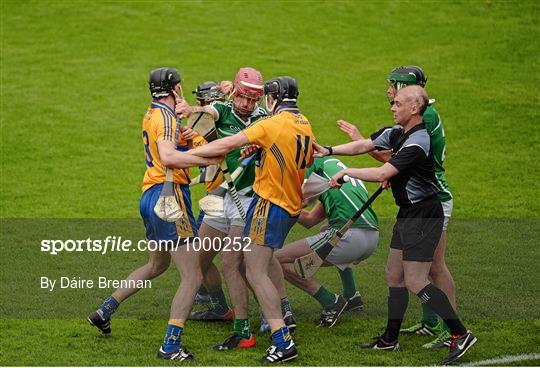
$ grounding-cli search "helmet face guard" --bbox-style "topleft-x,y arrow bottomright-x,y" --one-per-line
192,81 -> 225,105
149,67 -> 181,98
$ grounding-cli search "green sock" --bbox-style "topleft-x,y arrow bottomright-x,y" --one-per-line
313,286 -> 337,309
209,288 -> 229,314
233,318 -> 251,339
338,267 -> 357,299
421,303 -> 439,327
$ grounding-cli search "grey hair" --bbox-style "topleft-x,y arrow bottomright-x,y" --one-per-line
401,85 -> 428,115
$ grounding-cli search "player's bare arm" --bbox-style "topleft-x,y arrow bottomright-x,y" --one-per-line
188,132 -> 249,158
329,162 -> 398,188
157,140 -> 222,168
176,99 -> 219,121
298,202 -> 327,229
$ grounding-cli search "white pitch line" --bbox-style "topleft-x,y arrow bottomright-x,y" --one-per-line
465,353 -> 540,366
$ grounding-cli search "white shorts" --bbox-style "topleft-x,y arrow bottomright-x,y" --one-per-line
202,193 -> 252,234
442,199 -> 453,231
306,228 -> 379,271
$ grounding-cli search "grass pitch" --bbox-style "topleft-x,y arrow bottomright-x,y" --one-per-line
1,0 -> 539,366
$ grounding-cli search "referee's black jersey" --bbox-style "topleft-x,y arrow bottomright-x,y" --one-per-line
371,123 -> 440,206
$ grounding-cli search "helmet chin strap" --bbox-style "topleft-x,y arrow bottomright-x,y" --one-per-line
265,95 -> 277,113
228,88 -> 236,101
171,84 -> 184,101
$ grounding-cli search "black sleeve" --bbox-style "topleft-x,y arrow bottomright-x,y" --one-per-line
388,146 -> 425,172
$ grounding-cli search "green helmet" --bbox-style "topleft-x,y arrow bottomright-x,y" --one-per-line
387,66 -> 427,89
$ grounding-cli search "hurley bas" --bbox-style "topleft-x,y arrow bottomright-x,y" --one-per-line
40,276 -> 151,291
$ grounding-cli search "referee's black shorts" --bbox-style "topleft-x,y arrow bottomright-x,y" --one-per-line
390,198 -> 444,262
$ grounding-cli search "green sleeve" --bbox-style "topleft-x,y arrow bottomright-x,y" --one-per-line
423,105 -> 441,136
210,101 -> 229,124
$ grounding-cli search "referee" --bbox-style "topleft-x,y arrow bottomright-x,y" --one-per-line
316,85 -> 476,365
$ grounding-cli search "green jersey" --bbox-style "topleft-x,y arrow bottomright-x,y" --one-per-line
305,156 -> 379,231
210,101 -> 267,194
423,102 -> 452,202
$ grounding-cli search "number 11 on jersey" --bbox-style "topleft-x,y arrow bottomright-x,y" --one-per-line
295,134 -> 311,169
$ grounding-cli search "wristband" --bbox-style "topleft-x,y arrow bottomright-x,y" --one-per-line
323,145 -> 333,156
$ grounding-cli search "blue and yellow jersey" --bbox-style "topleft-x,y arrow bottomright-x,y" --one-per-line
243,105 -> 315,216
141,100 -> 191,192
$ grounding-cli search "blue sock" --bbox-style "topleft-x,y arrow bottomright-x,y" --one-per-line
98,296 -> 119,319
162,322 -> 183,353
271,326 -> 292,349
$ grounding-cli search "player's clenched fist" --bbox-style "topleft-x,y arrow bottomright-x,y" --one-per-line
239,144 -> 260,161
175,99 -> 192,119
181,127 -> 195,141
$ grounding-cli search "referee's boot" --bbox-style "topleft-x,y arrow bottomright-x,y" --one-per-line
319,294 -> 348,328
87,310 -> 111,334
361,336 -> 400,351
442,331 -> 477,365
261,341 -> 298,363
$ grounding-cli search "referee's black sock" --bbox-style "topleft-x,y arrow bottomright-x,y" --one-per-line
383,287 -> 409,342
417,283 -> 467,336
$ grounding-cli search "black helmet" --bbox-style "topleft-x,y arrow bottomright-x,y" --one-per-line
387,65 -> 427,88
149,67 -> 181,98
264,76 -> 299,103
192,81 -> 225,104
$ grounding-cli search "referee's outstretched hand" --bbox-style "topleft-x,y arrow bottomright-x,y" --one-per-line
337,119 -> 363,141
312,141 -> 329,158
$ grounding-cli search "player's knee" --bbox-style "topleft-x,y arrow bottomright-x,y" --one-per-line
186,268 -> 203,287
274,251 -> 284,263
404,276 -> 427,295
245,265 -> 261,287
222,254 -> 241,273
149,258 -> 171,276
194,270 -> 204,287
429,261 -> 447,278
385,266 -> 403,286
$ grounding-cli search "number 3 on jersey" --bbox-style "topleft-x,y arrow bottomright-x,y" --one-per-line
142,130 -> 154,167
295,134 -> 311,169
